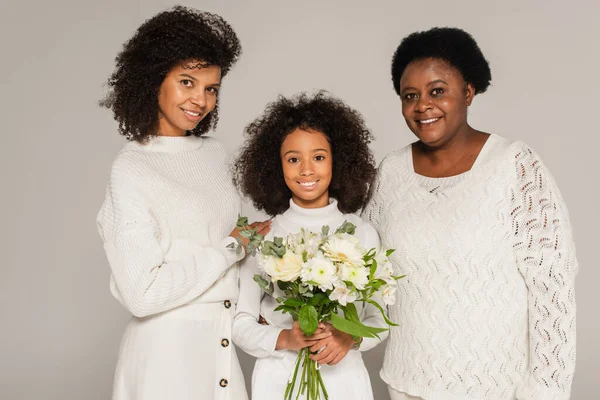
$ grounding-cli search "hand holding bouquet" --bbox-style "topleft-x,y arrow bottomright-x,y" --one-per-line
239,218 -> 403,400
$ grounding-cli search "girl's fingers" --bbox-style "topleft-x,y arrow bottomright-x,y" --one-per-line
310,346 -> 333,363
309,339 -> 327,353
328,352 -> 346,366
317,351 -> 337,365
307,331 -> 332,341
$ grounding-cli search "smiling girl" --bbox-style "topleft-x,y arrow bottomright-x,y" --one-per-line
232,92 -> 387,399
97,7 -> 269,400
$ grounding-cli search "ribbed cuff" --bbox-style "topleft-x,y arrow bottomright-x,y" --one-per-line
219,237 -> 245,266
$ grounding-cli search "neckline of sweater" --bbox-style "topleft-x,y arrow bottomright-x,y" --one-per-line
127,134 -> 205,153
280,198 -> 342,227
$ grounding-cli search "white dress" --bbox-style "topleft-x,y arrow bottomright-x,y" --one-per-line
232,199 -> 388,400
97,135 -> 248,400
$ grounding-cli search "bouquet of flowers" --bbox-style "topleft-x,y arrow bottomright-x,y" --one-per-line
236,218 -> 403,400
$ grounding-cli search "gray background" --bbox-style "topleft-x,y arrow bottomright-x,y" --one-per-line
1,0 -> 598,399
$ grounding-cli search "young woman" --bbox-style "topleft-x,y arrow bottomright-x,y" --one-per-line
97,7 -> 269,400
363,27 -> 578,400
232,92 -> 387,399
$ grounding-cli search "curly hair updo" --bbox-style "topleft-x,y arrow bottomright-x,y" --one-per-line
391,27 -> 491,96
100,6 -> 241,142
233,91 -> 376,217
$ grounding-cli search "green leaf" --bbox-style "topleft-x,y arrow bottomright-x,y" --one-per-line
236,215 -> 249,229
274,237 -> 283,247
335,221 -> 356,235
392,274 -> 406,280
298,305 -> 318,336
365,299 -> 399,327
329,312 -> 377,338
302,251 -> 308,263
239,229 -> 253,238
321,225 -> 330,236
386,249 -> 395,257
369,259 -> 378,280
308,293 -> 328,307
342,303 -> 361,323
283,298 -> 304,307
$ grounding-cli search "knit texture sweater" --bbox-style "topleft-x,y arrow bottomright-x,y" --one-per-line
97,135 -> 243,318
362,135 -> 578,400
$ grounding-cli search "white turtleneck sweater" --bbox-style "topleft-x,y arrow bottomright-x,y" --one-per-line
363,134 -> 578,400
97,135 -> 244,317
97,135 -> 248,400
233,199 -> 388,400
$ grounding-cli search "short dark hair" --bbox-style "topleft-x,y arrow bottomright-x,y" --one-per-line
233,92 -> 376,216
100,6 -> 241,142
391,27 -> 491,95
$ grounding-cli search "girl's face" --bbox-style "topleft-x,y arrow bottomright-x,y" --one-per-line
280,128 -> 333,209
399,57 -> 474,148
156,60 -> 222,136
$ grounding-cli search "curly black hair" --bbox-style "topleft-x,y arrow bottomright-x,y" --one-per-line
233,92 -> 376,217
391,27 -> 491,96
100,6 -> 241,142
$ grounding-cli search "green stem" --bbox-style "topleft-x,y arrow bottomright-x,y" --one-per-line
286,349 -> 303,400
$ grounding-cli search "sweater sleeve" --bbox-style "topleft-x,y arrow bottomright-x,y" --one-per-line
97,158 -> 244,318
232,256 -> 286,358
361,154 -> 393,232
511,144 -> 578,400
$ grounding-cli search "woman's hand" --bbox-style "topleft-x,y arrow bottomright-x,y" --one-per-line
309,323 -> 356,365
276,321 -> 332,351
230,220 -> 271,248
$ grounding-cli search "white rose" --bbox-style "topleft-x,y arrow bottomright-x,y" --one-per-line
305,253 -> 337,290
261,252 -> 304,282
329,282 -> 358,306
322,233 -> 365,267
339,263 -> 369,290
380,284 -> 397,306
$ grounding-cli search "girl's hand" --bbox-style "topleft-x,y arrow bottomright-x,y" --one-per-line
276,321 -> 331,351
309,323 -> 356,365
230,220 -> 271,248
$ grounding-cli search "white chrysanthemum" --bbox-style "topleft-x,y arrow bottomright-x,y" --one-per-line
380,284 -> 397,306
261,252 -> 304,282
322,233 -> 365,267
339,263 -> 369,290
305,253 -> 337,290
329,281 -> 358,306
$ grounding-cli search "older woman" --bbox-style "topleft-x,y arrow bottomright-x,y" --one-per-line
363,27 -> 578,400
97,7 -> 269,400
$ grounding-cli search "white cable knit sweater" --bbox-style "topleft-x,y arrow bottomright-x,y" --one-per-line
362,134 -> 578,400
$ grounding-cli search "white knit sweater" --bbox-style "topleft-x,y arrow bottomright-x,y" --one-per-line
362,135 -> 578,400
97,135 -> 244,317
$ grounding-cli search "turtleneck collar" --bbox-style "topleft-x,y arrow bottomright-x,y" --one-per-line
129,134 -> 205,153
281,198 -> 342,227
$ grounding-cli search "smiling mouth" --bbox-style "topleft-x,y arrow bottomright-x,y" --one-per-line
298,180 -> 319,189
183,109 -> 202,117
416,117 -> 441,125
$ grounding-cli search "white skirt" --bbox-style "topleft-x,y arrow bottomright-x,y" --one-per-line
112,301 -> 247,400
251,350 -> 373,399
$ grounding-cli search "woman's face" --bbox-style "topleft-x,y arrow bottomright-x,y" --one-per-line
399,58 -> 474,147
156,61 -> 222,136
280,128 -> 333,209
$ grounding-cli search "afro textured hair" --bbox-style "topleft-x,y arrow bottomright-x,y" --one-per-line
233,91 -> 376,217
100,6 -> 241,142
391,27 -> 491,96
